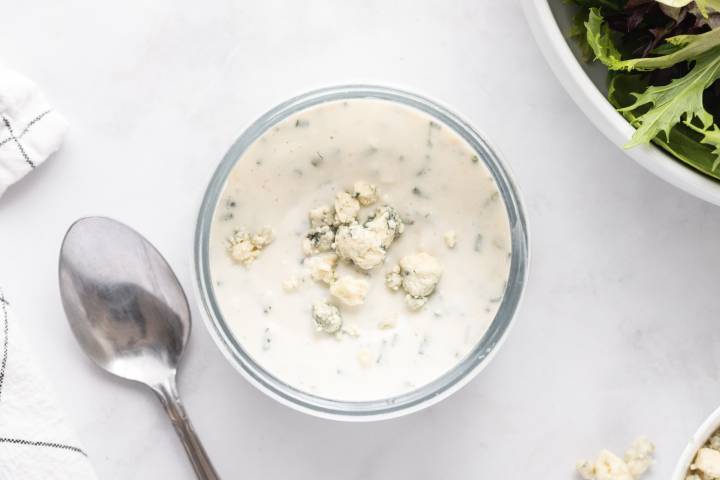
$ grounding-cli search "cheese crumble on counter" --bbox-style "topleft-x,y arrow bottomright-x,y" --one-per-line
576,437 -> 655,480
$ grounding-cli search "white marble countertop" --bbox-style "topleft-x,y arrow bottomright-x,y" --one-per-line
2,1 -> 720,478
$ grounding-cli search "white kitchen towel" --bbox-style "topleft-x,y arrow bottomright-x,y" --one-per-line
0,290 -> 97,479
0,65 -> 67,198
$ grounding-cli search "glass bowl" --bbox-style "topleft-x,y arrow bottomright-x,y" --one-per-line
193,85 -> 529,421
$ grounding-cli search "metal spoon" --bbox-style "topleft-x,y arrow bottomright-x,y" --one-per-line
58,216 -> 219,479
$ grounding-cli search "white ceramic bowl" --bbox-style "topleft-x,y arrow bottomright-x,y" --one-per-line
522,0 -> 720,206
672,406 -> 720,479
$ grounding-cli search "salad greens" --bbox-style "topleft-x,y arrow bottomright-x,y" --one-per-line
656,0 -> 720,16
569,0 -> 720,180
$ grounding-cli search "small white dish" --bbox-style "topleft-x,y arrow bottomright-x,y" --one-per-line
522,0 -> 720,206
672,406 -> 720,479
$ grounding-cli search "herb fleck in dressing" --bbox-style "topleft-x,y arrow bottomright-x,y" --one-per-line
209,98 -> 512,401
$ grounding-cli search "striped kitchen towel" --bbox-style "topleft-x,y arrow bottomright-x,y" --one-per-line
0,65 -> 67,198
0,290 -> 97,479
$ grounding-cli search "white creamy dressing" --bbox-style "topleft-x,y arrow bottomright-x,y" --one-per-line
209,98 -> 512,401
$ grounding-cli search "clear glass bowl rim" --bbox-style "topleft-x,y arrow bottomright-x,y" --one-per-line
193,84 -> 530,421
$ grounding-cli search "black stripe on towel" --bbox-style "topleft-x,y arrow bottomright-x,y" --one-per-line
0,110 -> 52,161
0,437 -> 87,456
1,115 -> 34,168
0,290 -> 7,401
17,110 -> 51,138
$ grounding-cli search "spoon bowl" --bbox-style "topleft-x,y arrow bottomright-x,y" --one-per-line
59,217 -> 218,479
59,216 -> 189,386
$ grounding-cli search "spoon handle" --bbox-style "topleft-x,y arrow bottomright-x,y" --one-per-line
155,378 -> 220,480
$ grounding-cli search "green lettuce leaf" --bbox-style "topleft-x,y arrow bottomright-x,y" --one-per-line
618,47 -> 720,147
585,8 -> 720,151
585,7 -> 720,71
698,125 -> 720,161
585,8 -> 623,65
609,74 -> 720,180
656,0 -> 720,17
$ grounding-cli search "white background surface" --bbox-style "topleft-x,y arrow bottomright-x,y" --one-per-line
2,1 -> 720,478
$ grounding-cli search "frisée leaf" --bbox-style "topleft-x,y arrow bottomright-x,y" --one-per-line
585,7 -> 720,152
586,7 -> 720,71
618,46 -> 720,146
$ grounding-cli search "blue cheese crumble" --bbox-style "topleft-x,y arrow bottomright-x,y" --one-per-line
330,275 -> 370,306
334,191 -> 361,224
302,225 -> 335,256
303,184 -> 404,271
386,252 -> 443,310
300,182 -> 424,332
226,226 -> 274,266
335,206 -> 404,270
444,230 -> 457,249
309,204 -> 336,228
353,180 -> 378,206
364,205 -> 405,249
304,253 -> 338,285
334,222 -> 389,270
576,437 -> 655,480
312,300 -> 343,334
